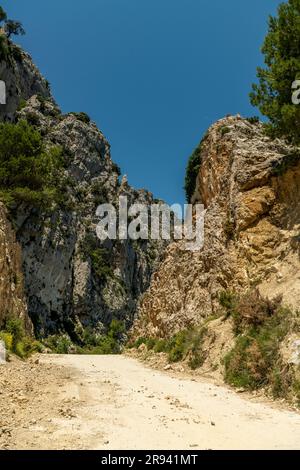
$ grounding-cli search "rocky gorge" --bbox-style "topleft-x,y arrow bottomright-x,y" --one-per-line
1,30 -> 300,403
0,40 -> 166,340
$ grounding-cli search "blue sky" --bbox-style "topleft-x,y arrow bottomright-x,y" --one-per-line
2,0 -> 282,205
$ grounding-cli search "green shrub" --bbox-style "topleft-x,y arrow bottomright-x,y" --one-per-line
0,317 -> 42,359
132,327 -> 208,370
187,328 -> 207,370
271,152 -> 300,177
153,339 -> 168,353
293,379 -> 300,406
130,337 -> 148,349
220,126 -> 230,136
224,305 -> 294,391
112,162 -> 121,176
219,290 -> 237,319
70,112 -> 91,124
90,248 -> 114,283
0,331 -> 13,350
80,234 -> 114,283
167,330 -> 188,363
0,120 -> 64,210
233,289 -> 283,335
246,116 -> 260,125
44,334 -> 73,354
109,319 -> 125,340
25,112 -> 40,127
91,181 -> 108,205
17,98 -> 27,111
5,317 -> 25,348
184,143 -> 202,202
145,338 -> 156,350
77,320 -> 125,355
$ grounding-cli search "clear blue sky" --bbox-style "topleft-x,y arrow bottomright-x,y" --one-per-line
2,0 -> 282,205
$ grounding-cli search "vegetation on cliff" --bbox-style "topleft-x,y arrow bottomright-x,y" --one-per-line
184,142 -> 202,202
250,0 -> 300,143
0,120 -> 64,209
219,290 -> 299,398
0,6 -> 25,61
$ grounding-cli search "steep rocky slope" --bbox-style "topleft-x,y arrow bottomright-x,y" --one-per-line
0,43 -> 166,338
134,115 -> 300,338
0,203 -> 32,332
0,44 -> 50,121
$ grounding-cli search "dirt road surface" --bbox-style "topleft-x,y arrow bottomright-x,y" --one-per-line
1,354 -> 300,450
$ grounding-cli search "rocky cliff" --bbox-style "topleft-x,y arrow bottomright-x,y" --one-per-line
0,42 -> 166,338
0,202 -> 32,333
134,115 -> 300,338
0,43 -> 50,121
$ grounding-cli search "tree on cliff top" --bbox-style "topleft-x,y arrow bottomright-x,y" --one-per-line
4,20 -> 25,39
250,0 -> 300,143
0,6 -> 7,23
0,5 -> 25,38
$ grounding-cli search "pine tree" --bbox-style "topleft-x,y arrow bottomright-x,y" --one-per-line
250,0 -> 300,143
0,6 -> 7,24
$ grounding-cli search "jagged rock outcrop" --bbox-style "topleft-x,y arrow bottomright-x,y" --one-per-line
0,203 -> 32,333
0,43 -> 51,121
0,44 -> 167,337
134,116 -> 300,338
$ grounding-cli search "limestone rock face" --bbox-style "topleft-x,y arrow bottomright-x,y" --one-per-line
12,97 -> 167,337
0,45 -> 51,121
134,116 -> 300,338
0,203 -> 32,333
0,45 -> 167,337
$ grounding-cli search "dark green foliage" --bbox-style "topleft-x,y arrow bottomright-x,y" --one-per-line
142,338 -> 156,350
90,248 -> 114,283
0,33 -> 9,61
44,320 -> 125,355
112,162 -> 121,176
1,317 -> 43,359
246,116 -> 260,125
224,215 -> 236,240
224,306 -> 292,390
184,143 -> 202,202
0,6 -> 25,40
222,289 -> 300,403
219,290 -> 237,319
17,98 -> 27,111
4,20 -> 25,39
271,151 -> 300,176
25,111 -> 40,127
0,7 -> 25,62
0,120 -> 64,209
220,126 -> 230,136
77,320 -> 125,355
5,317 -> 24,349
44,335 -> 73,354
80,234 -> 114,283
0,6 -> 7,23
131,327 -> 207,370
71,112 -> 91,124
45,80 -> 51,91
250,0 -> 300,143
129,337 -> 148,349
153,338 -> 168,353
91,181 -> 108,205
